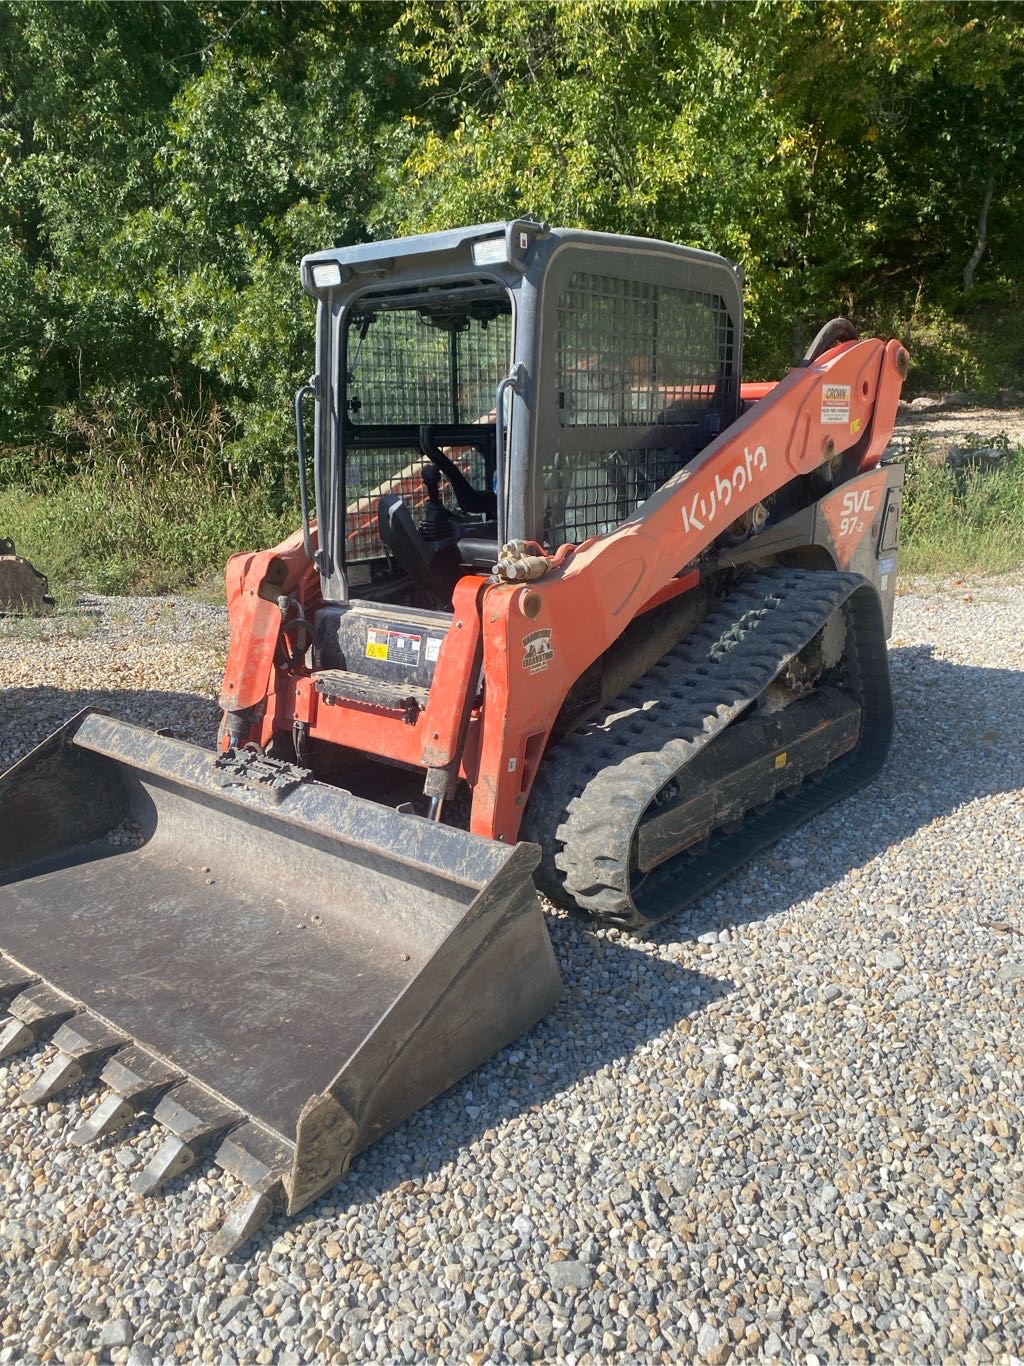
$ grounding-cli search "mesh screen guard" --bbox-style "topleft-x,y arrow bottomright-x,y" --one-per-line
340,294 -> 511,562
542,268 -> 738,548
331,258 -> 739,561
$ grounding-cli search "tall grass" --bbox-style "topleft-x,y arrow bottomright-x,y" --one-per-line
0,398 -> 297,600
0,403 -> 1021,600
898,434 -> 1024,575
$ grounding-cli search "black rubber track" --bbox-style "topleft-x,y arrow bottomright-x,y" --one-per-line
521,568 -> 894,930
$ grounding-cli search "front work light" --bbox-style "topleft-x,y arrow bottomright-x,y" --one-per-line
471,237 -> 509,267
311,261 -> 344,289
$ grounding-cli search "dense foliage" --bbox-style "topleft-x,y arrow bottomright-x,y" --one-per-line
1,0 -> 1022,588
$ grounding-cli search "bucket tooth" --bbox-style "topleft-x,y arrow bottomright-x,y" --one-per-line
20,1016 -> 126,1105
210,1185 -> 281,1258
0,1017 -> 35,1062
21,1052 -> 87,1106
207,1124 -> 290,1255
215,1120 -> 293,1189
0,985 -> 76,1060
70,1089 -> 136,1147
70,1045 -> 180,1147
133,1134 -> 200,1197
0,956 -> 37,1009
102,1044 -> 181,1104
133,1082 -> 239,1197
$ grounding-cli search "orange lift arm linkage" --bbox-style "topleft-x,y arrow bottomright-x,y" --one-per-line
470,338 -> 907,842
221,338 -> 906,845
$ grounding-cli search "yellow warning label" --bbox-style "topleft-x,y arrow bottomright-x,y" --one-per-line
365,625 -> 423,666
850,417 -> 862,435
774,751 -> 788,769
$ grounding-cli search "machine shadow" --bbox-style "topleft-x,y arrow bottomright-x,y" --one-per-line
0,687 -> 221,770
643,643 -> 1024,944
283,648 -> 1024,1250
285,929 -> 732,1252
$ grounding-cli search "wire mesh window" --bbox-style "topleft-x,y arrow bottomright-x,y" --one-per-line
543,446 -> 701,547
346,306 -> 512,425
340,295 -> 508,560
556,272 -> 736,427
343,445 -> 488,562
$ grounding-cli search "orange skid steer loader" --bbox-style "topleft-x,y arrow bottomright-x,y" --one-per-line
0,222 -> 906,1252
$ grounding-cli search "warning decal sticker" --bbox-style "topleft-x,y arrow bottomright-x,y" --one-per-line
522,628 -> 555,673
824,382 -> 851,423
821,383 -> 851,424
366,627 -> 422,667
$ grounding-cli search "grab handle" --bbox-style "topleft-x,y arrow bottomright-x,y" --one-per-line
294,376 -> 322,570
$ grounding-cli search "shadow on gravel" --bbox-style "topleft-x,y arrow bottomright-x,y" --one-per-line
644,643 -> 1024,945
282,933 -> 732,1254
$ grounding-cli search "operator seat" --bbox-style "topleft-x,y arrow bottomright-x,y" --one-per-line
377,495 -> 458,609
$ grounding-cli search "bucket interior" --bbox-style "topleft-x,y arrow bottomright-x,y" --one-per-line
0,726 -> 492,1142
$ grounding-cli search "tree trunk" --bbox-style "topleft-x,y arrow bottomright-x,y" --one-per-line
963,173 -> 995,292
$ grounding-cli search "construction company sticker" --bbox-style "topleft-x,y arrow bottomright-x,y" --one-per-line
821,383 -> 852,424
522,628 -> 555,673
366,627 -> 422,667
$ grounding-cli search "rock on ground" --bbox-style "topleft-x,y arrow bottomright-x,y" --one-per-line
0,580 -> 1022,1363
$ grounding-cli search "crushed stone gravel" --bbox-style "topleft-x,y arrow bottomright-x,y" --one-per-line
0,578 -> 1022,1363
892,400 -> 1024,454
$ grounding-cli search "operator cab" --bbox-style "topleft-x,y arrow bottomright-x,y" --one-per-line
339,283 -> 510,608
301,221 -> 743,612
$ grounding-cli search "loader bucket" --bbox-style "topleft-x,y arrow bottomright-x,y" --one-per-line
0,711 -> 559,1253
0,539 -> 53,613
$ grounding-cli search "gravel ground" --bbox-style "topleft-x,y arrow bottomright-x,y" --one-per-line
892,400 -> 1024,454
1,581 -> 1022,1364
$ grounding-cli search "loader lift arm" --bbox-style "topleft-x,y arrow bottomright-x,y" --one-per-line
461,336 -> 904,841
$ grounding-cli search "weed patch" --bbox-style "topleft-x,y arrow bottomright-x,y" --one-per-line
1,397 -> 1021,597
899,435 -> 1024,574
0,474 -> 294,597
0,398 -> 296,597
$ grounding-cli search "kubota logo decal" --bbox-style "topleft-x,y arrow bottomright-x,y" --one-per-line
681,445 -> 768,535
522,628 -> 555,673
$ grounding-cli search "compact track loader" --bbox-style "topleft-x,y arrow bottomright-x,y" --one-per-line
0,221 -> 907,1252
